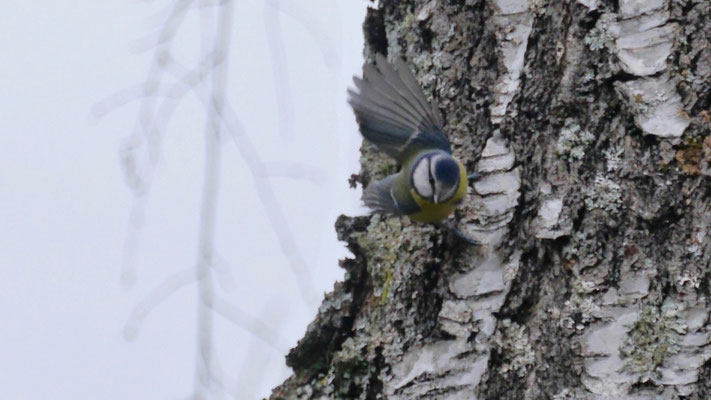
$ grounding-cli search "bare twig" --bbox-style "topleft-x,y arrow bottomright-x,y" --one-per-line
193,1 -> 233,397
156,55 -> 319,305
268,0 -> 339,69
97,1 -> 328,397
208,295 -> 290,353
263,0 -> 295,140
123,267 -> 198,341
117,0 -> 195,286
233,299 -> 288,399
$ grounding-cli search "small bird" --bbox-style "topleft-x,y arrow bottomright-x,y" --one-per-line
348,54 -> 475,227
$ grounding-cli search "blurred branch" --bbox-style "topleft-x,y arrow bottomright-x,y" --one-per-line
263,0 -> 294,140
97,0 -> 329,398
267,0 -> 339,69
233,300 -> 288,399
91,83 -> 183,118
207,295 -> 290,353
193,0 -> 233,397
221,107 -> 319,306
123,267 -> 197,341
156,52 -> 319,306
112,0 -> 196,286
261,161 -> 327,185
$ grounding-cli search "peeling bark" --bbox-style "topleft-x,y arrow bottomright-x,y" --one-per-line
271,0 -> 711,399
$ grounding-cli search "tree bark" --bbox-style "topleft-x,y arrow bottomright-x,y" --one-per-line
271,0 -> 711,398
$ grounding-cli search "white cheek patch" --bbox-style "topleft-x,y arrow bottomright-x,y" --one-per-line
412,158 -> 433,198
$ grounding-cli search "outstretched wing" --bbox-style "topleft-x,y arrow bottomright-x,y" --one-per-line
348,54 -> 451,164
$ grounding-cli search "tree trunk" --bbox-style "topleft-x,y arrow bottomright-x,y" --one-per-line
271,0 -> 711,398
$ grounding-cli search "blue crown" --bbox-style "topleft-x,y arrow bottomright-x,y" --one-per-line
434,158 -> 460,186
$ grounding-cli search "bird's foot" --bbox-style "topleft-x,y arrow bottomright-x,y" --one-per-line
437,223 -> 481,246
468,172 -> 483,181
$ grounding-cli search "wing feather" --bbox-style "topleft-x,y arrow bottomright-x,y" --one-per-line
348,54 -> 451,163
360,62 -> 424,127
390,56 -> 442,129
349,80 -> 417,129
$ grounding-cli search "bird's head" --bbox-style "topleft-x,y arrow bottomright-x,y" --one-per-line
411,152 -> 460,204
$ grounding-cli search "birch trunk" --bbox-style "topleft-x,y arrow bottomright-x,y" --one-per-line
272,0 -> 711,398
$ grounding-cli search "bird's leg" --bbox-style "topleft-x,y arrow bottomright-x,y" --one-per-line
468,172 -> 483,181
436,222 -> 481,246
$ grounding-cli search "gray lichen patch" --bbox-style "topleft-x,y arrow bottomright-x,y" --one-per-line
354,216 -> 432,268
493,319 -> 536,377
358,142 -> 397,187
555,119 -> 596,160
615,297 -> 711,397
583,13 -> 617,51
584,174 -> 623,216
620,301 -> 686,382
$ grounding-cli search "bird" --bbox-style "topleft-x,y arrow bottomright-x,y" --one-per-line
348,54 -> 478,234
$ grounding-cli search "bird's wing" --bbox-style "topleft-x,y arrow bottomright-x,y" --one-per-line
363,173 -> 420,216
348,54 -> 451,164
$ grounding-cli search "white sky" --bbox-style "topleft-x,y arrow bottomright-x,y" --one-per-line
0,1 -> 368,399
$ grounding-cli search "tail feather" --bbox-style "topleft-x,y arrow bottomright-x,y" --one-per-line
363,175 -> 401,215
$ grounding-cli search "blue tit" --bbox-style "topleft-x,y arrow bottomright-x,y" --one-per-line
348,54 -> 469,224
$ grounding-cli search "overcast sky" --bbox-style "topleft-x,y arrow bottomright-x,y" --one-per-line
0,1 -> 367,398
